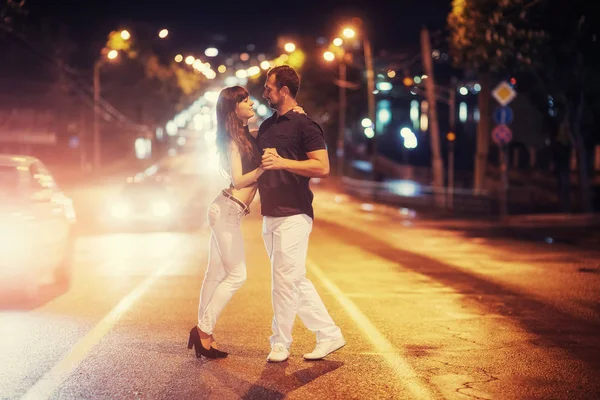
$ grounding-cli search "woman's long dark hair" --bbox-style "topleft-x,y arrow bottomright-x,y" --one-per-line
215,86 -> 254,176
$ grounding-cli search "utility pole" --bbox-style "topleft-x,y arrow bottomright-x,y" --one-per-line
500,145 -> 509,217
449,79 -> 456,141
420,26 -> 445,206
337,60 -> 347,177
474,74 -> 491,194
363,38 -> 377,180
447,78 -> 456,210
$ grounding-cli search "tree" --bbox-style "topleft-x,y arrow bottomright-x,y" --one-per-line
522,2 -> 598,213
101,29 -> 206,127
448,0 -> 543,194
0,0 -> 26,32
448,0 -> 599,211
0,1 -> 86,137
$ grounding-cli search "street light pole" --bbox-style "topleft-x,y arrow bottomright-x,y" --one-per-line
363,38 -> 375,134
363,38 -> 377,179
448,81 -> 456,210
341,26 -> 376,179
92,33 -> 126,173
420,26 -> 445,206
404,74 -> 458,209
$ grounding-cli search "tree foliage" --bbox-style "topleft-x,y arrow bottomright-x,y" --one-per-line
448,0 -> 599,211
101,29 -> 205,125
0,0 -> 26,31
448,0 -> 599,138
447,0 -> 545,73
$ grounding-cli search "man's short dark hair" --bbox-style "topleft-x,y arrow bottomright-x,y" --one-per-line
267,65 -> 300,98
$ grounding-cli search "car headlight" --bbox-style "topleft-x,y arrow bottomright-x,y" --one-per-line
151,200 -> 171,217
110,201 -> 131,219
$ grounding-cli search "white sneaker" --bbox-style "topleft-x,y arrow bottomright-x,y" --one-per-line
267,343 -> 290,362
303,337 -> 346,360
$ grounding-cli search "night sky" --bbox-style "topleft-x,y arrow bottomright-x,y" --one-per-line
25,0 -> 450,56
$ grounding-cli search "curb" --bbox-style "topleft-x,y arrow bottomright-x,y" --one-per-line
313,177 -> 600,228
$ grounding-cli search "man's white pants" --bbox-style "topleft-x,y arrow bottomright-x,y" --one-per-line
262,214 -> 342,348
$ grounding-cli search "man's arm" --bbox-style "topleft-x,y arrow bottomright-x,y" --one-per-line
261,117 -> 330,178
261,148 -> 330,178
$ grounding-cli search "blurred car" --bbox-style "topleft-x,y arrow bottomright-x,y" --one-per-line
0,154 -> 76,299
105,176 -> 181,230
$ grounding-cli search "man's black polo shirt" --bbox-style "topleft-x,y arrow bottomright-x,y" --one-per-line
256,110 -> 327,220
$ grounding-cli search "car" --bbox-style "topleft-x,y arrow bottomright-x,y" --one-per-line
0,154 -> 76,299
105,176 -> 182,231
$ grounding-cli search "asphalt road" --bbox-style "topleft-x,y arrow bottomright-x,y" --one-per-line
1,152 -> 599,400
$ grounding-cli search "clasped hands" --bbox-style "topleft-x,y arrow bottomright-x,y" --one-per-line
261,148 -> 285,171
260,105 -> 305,171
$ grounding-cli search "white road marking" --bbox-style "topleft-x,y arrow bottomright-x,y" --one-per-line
20,261 -> 174,400
308,258 -> 436,400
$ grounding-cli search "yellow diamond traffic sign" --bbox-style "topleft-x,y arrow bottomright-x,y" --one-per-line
492,81 -> 517,106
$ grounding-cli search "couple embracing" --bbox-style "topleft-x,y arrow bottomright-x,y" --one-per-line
187,65 -> 345,362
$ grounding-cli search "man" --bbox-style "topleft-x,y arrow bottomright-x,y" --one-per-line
257,65 -> 345,362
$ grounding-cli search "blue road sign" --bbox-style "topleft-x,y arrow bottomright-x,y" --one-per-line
493,106 -> 514,125
492,124 -> 513,145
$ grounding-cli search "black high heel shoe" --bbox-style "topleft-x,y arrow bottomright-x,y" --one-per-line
210,345 -> 228,359
187,327 -> 219,359
207,332 -> 229,358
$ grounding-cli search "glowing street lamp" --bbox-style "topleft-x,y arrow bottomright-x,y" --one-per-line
342,28 -> 355,39
193,59 -> 203,70
332,37 -> 343,47
107,50 -> 118,60
284,42 -> 296,53
120,30 -> 131,40
247,66 -> 261,77
158,29 -> 169,39
205,47 -> 219,57
185,55 -> 195,65
174,54 -> 183,63
323,51 -> 335,62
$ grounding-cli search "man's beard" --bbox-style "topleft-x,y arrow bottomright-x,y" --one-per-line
267,98 -> 280,110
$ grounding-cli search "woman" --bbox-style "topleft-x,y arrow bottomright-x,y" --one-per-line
188,86 -> 303,359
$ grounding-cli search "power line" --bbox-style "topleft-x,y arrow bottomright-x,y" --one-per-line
0,28 -> 144,128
